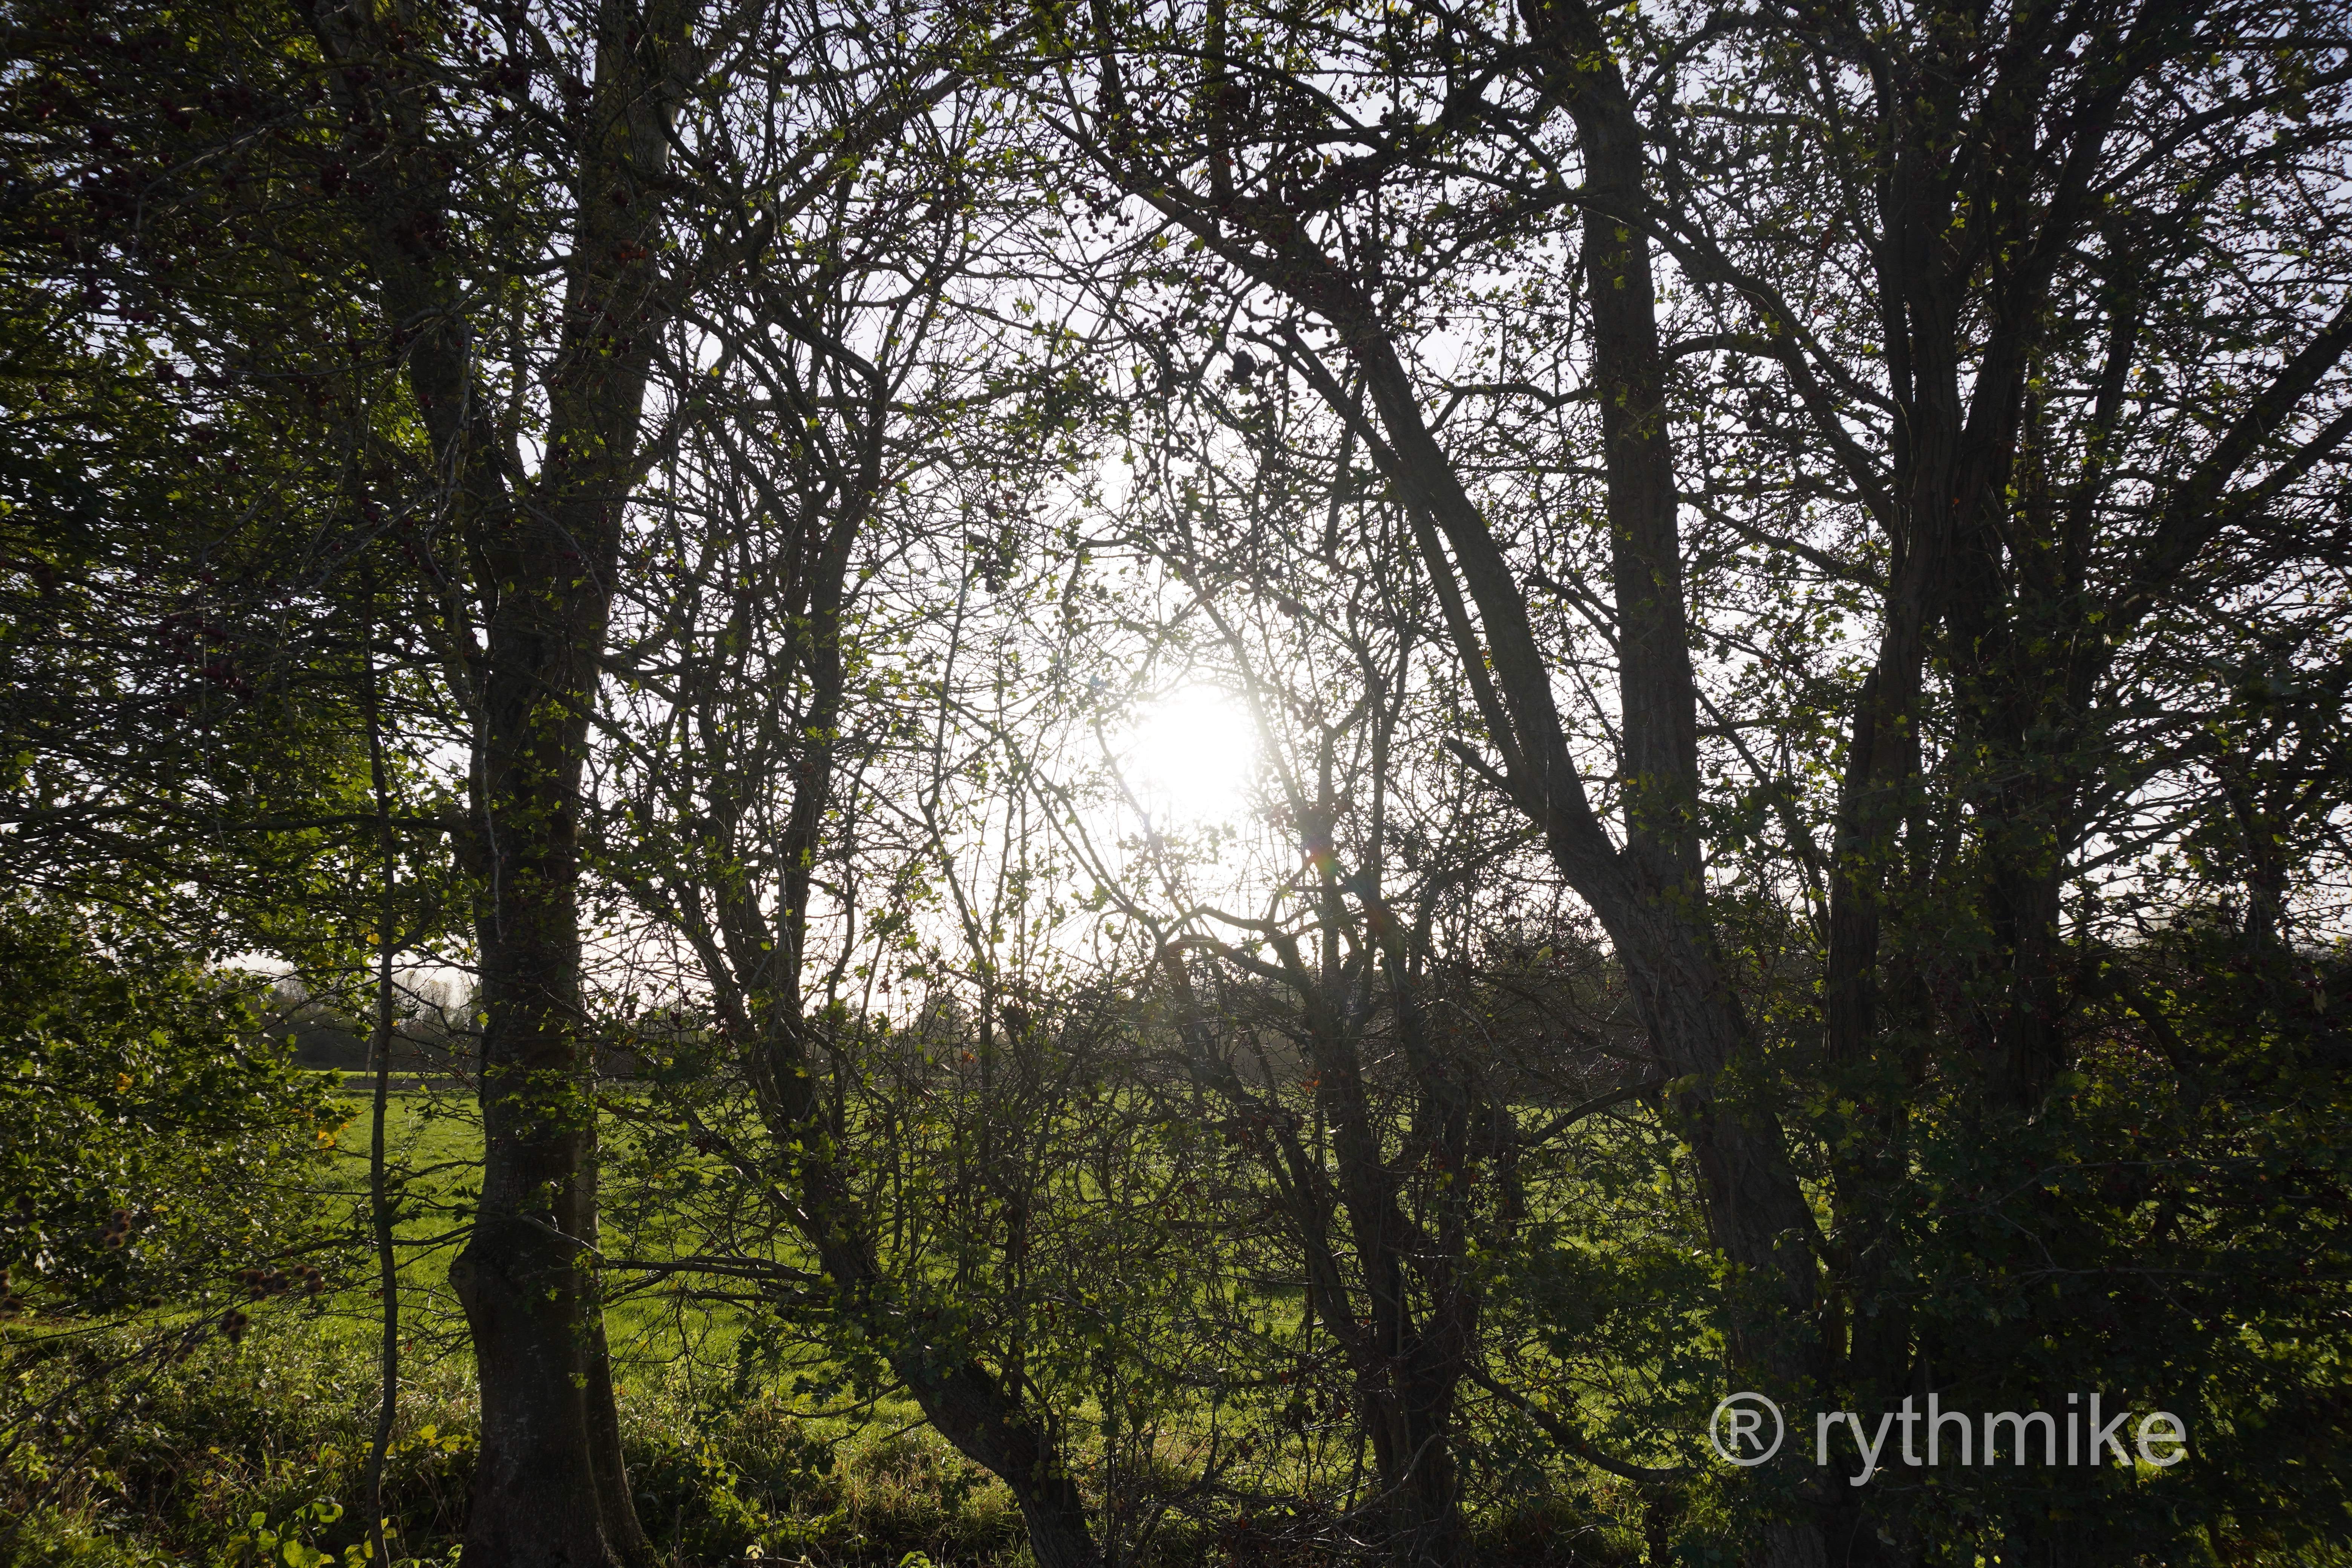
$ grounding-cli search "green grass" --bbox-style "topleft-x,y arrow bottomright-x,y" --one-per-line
0,1307 -> 1032,1568
5,1078 -> 1031,1568
317,1088 -> 759,1386
3,1085 -> 1652,1567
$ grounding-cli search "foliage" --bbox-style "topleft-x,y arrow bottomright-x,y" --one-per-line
6,0 -> 2352,1563
0,899 -> 342,1325
0,1312 -> 1038,1568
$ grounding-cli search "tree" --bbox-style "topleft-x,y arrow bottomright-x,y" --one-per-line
1041,0 -> 2352,1558
1044,2 -> 1827,1554
293,0 -> 722,1553
0,0 -> 411,957
586,78 -> 1137,1555
1650,2 -> 2352,1554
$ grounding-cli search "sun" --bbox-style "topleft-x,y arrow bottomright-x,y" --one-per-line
1118,686 -> 1257,824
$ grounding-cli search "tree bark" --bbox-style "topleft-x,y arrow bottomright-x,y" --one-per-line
359,594 -> 401,1568
452,469 -> 655,1562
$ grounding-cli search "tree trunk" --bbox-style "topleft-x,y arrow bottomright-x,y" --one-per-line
740,1007 -> 1108,1568
905,1358 -> 1103,1568
450,528 -> 651,1563
303,0 -> 672,1551
339,0 -> 692,1552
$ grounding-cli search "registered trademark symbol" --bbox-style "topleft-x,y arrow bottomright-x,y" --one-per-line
1710,1392 -> 1785,1466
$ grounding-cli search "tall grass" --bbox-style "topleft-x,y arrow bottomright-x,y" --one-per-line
0,1309 -> 1036,1568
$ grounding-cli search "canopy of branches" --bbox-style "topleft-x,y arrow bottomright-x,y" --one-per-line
3,1 -> 2350,1565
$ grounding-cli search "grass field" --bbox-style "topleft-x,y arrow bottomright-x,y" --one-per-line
0,1087 -> 1044,1568
0,1078 -> 1653,1568
318,1087 -> 760,1382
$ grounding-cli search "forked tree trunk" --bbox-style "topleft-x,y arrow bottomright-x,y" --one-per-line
306,0 -> 700,1557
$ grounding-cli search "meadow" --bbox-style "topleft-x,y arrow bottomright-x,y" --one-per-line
0,1085 -> 1651,1567
5,1088 -> 1040,1568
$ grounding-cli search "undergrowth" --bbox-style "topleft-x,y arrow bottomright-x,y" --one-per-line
0,1313 -> 1029,1568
